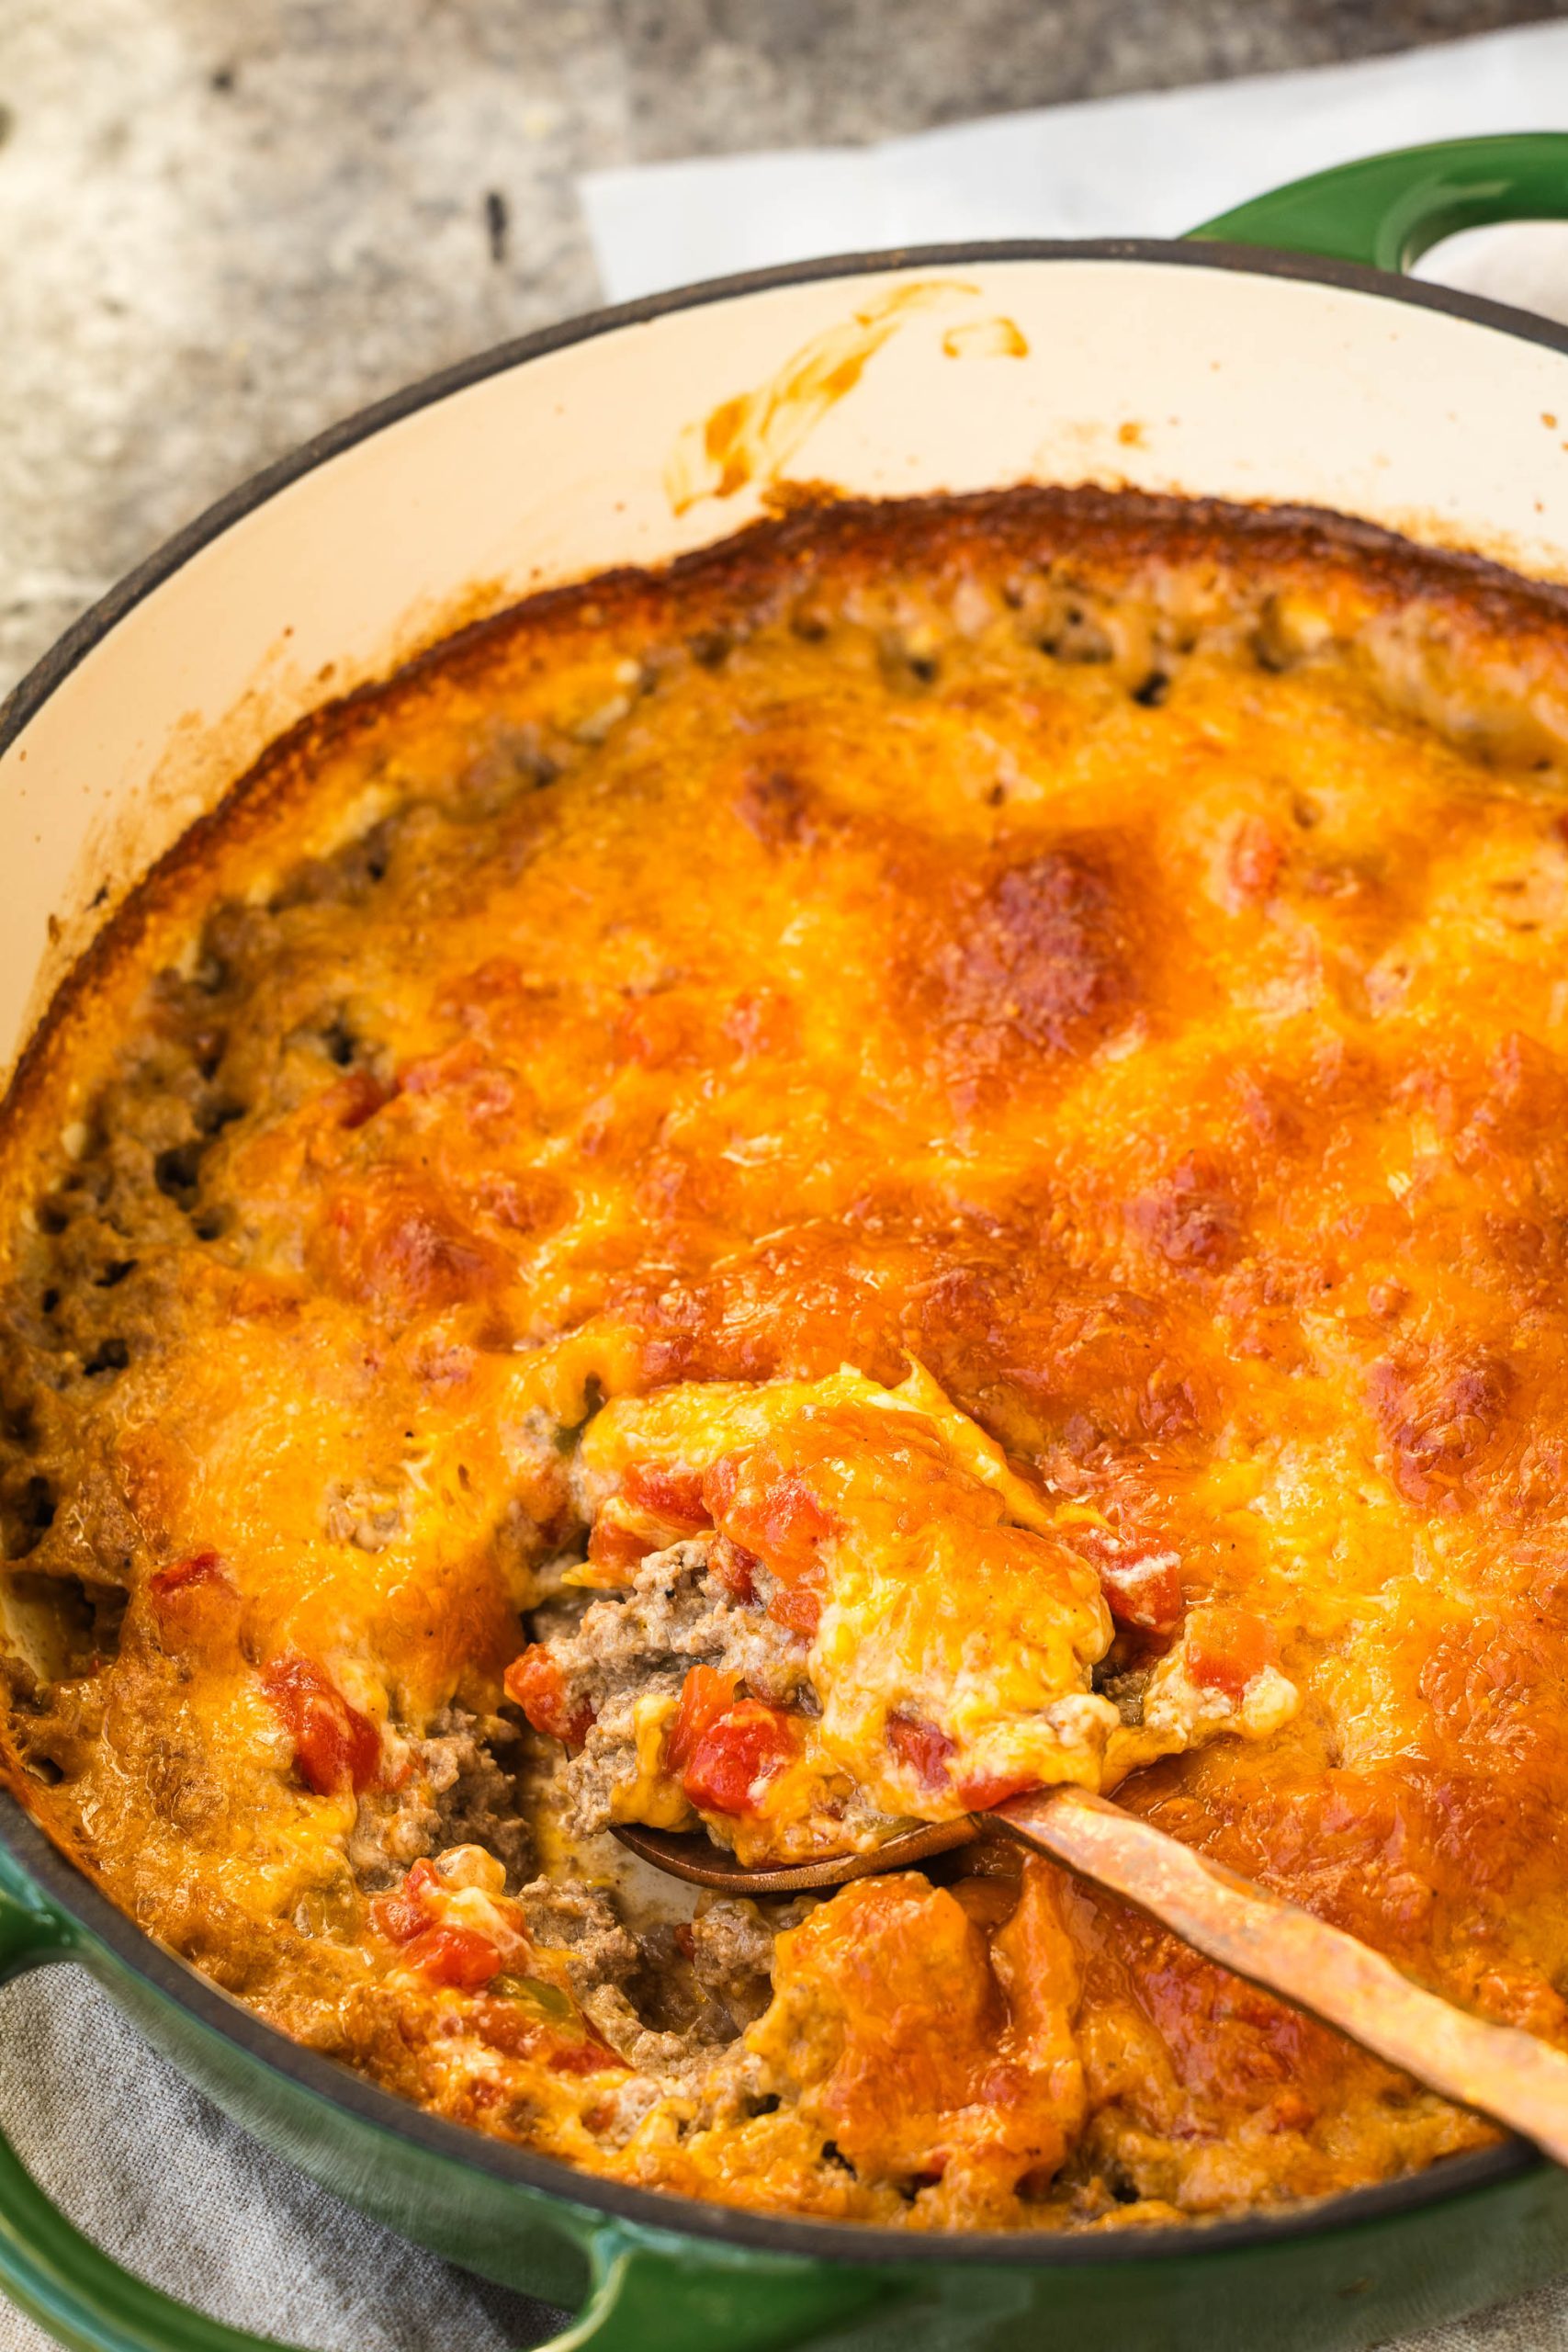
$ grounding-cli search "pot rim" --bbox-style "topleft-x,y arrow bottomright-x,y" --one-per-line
7,230 -> 1568,760
0,232 -> 1559,2271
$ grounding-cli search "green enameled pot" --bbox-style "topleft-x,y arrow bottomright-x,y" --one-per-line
6,136 -> 1568,2352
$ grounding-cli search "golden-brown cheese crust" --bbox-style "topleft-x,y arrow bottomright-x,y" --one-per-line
6,487 -> 1568,2224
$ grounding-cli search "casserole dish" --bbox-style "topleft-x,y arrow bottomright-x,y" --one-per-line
6,131 -> 1568,2352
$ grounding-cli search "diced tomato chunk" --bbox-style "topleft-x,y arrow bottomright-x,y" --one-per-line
475,1999 -> 626,2075
667,1666 -> 739,1776
886,1710 -> 956,1792
147,1549 -> 240,1660
955,1769 -> 1043,1813
701,1452 -> 741,1523
402,1924 -> 502,1990
1185,1605 -> 1275,1703
1063,1523 -> 1184,1635
705,1456 -> 839,1578
546,2037 -> 626,2076
369,1858 -> 439,1945
704,1451 -> 834,1635
585,1512 -> 654,1577
710,1536 -> 759,1605
504,1645 -> 594,1747
764,1580 -> 821,1637
149,1550 -> 228,1601
262,1655 -> 381,1796
1097,1550 -> 1183,1634
682,1700 -> 801,1816
621,1461 -> 712,1533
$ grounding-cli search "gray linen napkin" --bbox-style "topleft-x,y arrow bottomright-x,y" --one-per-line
0,1967 -> 568,2350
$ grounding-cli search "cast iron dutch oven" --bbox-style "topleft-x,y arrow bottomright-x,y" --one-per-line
5,137 -> 1568,2352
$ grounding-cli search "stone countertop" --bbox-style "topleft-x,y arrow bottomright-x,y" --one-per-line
4,0 -> 1567,696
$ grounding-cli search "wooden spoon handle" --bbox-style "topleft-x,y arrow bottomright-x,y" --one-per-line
996,1784 -> 1568,2166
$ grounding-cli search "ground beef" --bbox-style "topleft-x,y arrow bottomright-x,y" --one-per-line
347,1705 -> 532,1890
513,1880 -> 784,2091
688,1897 -> 777,2028
538,1541 -> 807,1839
514,1877 -> 639,1994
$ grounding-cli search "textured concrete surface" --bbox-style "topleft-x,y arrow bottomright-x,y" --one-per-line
4,0 -> 1568,694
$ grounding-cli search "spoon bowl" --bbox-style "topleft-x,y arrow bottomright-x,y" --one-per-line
611,1813 -> 978,1894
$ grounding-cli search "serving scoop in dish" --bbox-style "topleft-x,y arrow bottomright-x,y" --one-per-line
616,1788 -> 1568,2170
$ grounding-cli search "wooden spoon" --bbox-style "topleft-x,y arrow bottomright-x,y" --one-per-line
615,1787 -> 1568,2165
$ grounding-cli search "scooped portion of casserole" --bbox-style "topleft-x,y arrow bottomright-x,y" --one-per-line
5,487 -> 1568,2230
516,1364 -> 1296,1864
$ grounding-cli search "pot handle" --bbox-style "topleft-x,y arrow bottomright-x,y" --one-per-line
0,2145 -> 889,2352
1188,131 -> 1568,273
0,1871 -> 888,2352
542,2226 -> 895,2352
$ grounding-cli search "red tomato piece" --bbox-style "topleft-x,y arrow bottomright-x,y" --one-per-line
709,1536 -> 759,1605
1097,1550 -> 1183,1634
1185,1605 -> 1275,1702
146,1550 -> 240,1661
682,1700 -> 801,1816
585,1513 -> 654,1577
886,1710 -> 956,1792
148,1550 -> 228,1600
503,1645 -> 595,1747
701,1452 -> 741,1523
667,1666 -> 739,1776
546,2036 -> 626,2076
368,1858 -> 439,1945
475,2001 -> 626,2075
955,1769 -> 1043,1813
764,1581 -> 821,1638
705,1451 -> 835,1634
262,1655 -> 381,1796
620,1461 -> 712,1533
711,1462 -> 838,1577
403,1924 -> 502,1990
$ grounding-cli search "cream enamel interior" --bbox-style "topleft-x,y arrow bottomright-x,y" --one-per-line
6,253 -> 1568,1070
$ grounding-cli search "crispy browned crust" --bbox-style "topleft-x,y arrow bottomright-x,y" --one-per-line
9,483 -> 1568,1200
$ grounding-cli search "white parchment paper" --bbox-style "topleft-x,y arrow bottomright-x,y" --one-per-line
581,18 -> 1568,323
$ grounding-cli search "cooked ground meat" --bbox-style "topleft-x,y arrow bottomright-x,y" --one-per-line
514,1877 -> 639,1995
541,1541 -> 809,1840
687,1898 -> 779,2028
348,1706 -> 532,1891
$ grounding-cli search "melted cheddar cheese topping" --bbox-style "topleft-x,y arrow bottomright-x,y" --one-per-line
5,489 -> 1568,2230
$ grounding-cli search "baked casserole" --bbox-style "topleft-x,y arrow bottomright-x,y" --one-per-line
3,486 -> 1566,2230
